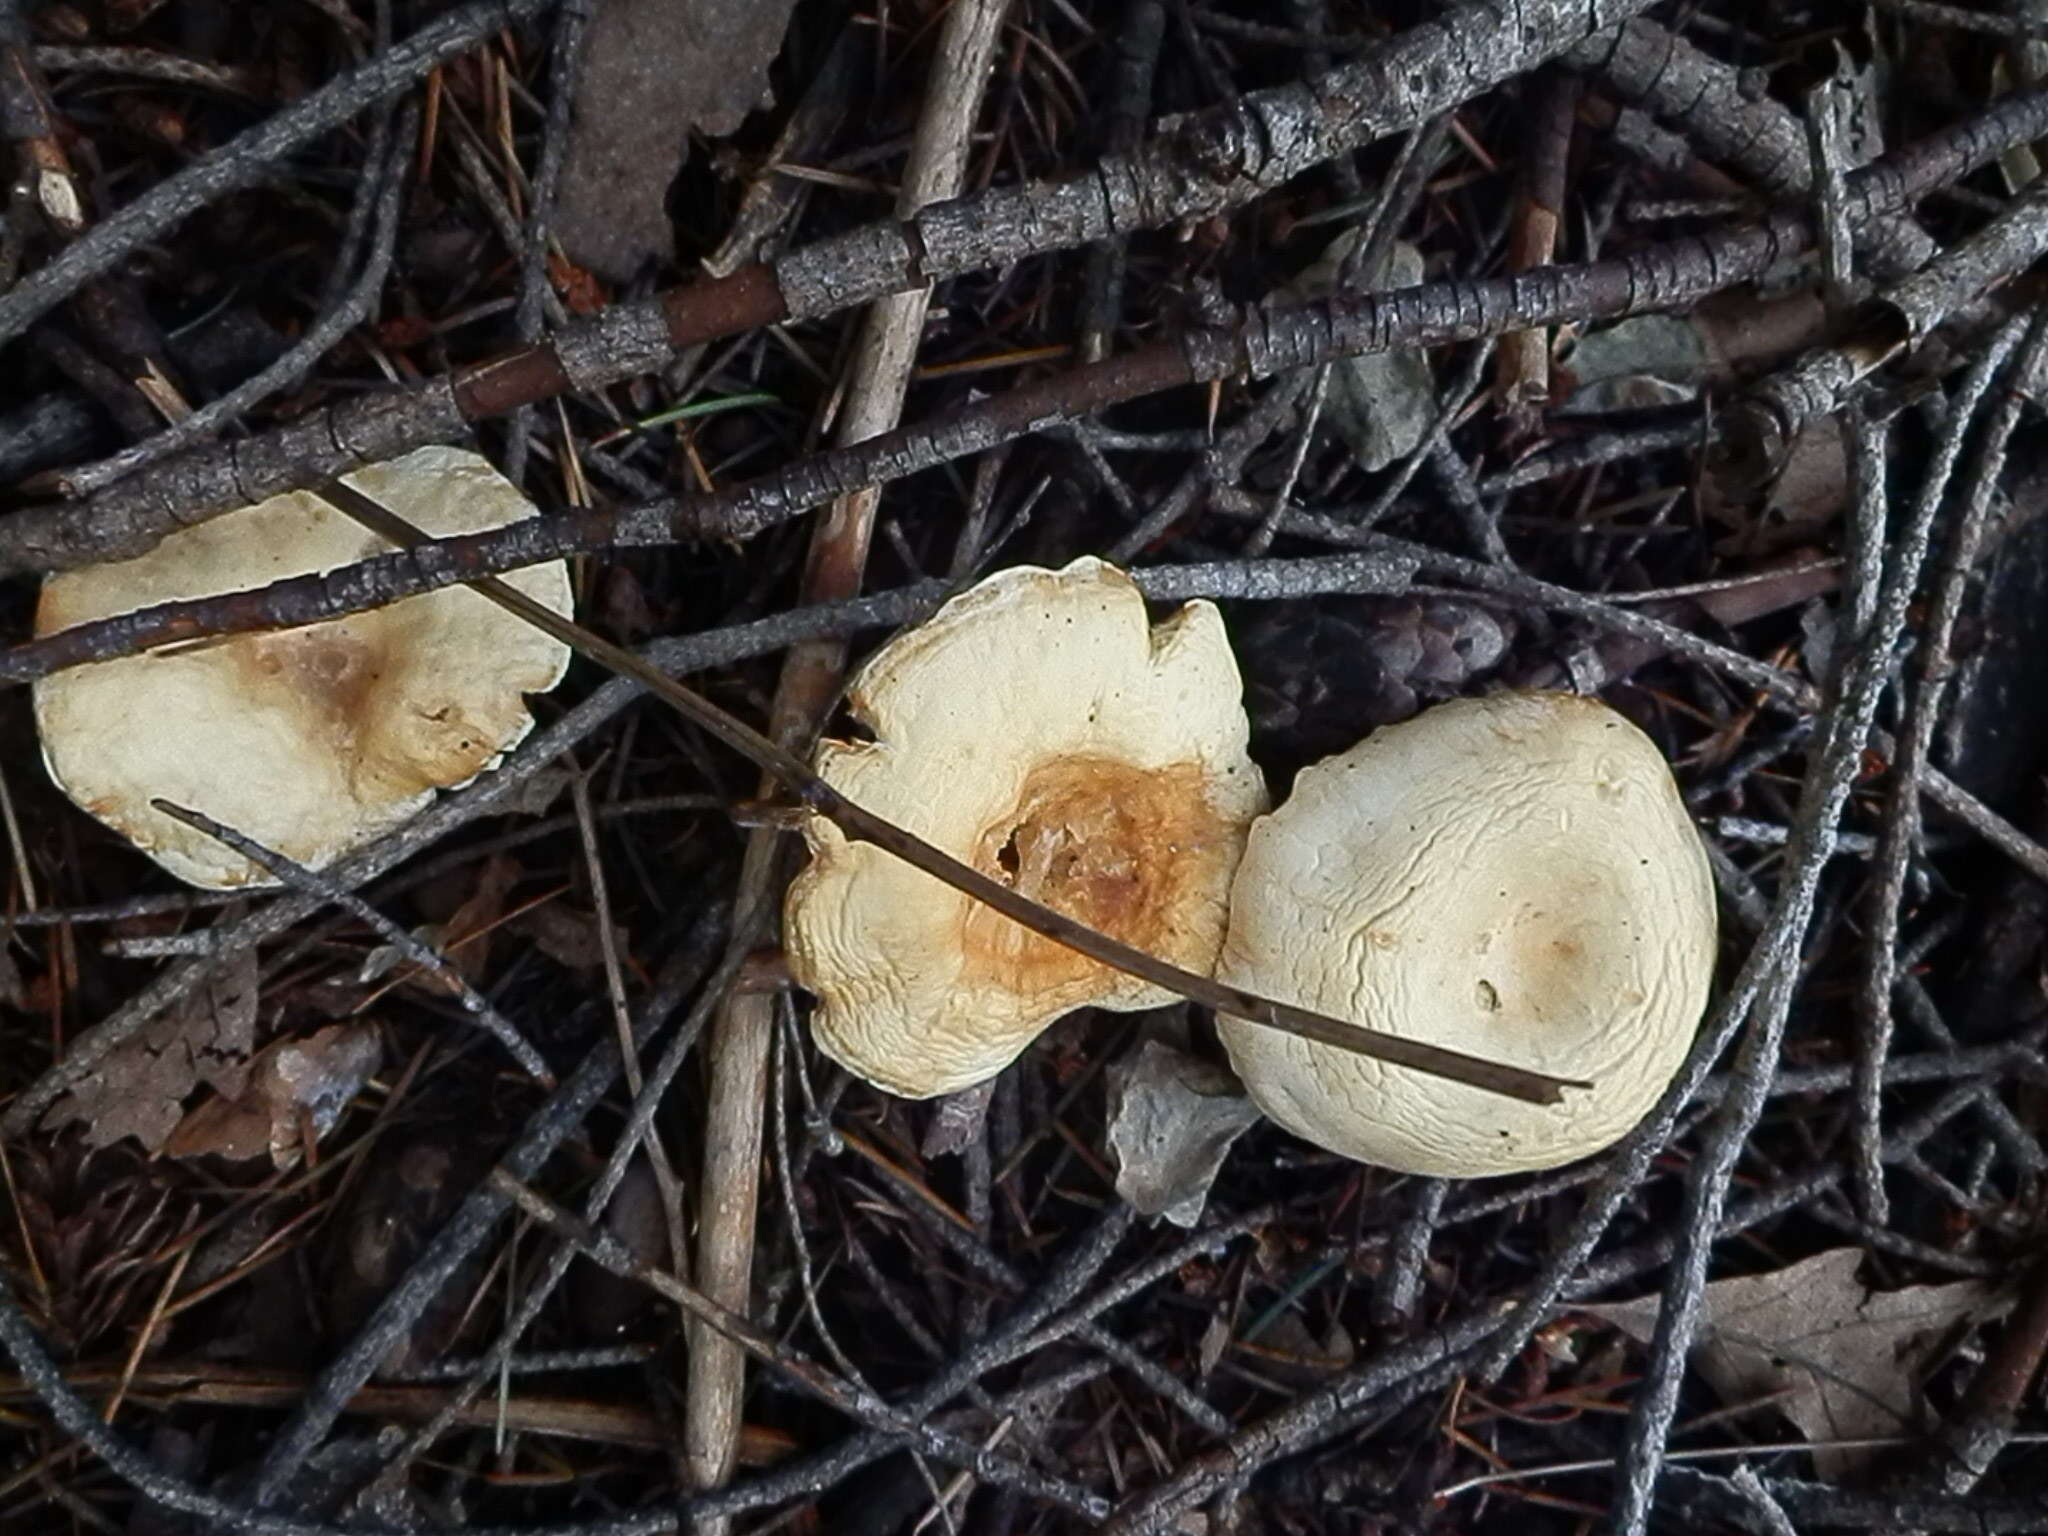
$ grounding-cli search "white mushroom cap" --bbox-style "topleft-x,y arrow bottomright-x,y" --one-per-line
786,557 -> 1269,1098
34,446 -> 573,890
1217,691 -> 1716,1176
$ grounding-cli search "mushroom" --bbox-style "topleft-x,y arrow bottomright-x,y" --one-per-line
1216,691 -> 1716,1176
34,446 -> 573,890
785,557 -> 1269,1098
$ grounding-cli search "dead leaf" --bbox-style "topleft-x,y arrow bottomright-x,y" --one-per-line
1763,424 -> 1849,543
44,948 -> 258,1151
509,766 -> 576,819
432,854 -> 520,988
506,902 -> 626,972
596,564 -> 660,642
556,0 -> 803,281
1582,1248 -> 2004,1479
164,1022 -> 382,1167
921,1079 -> 996,1159
1107,1040 -> 1262,1227
1290,235 -> 1436,471
1198,1310 -> 1232,1377
1557,313 -> 1706,413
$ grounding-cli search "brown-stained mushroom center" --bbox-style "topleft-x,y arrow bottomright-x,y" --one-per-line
1456,866 -> 1626,1031
239,623 -> 390,733
958,754 -> 1236,1004
227,616 -> 498,801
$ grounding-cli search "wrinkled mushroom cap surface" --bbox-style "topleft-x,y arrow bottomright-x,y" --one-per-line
35,446 -> 573,889
787,557 -> 1268,1098
1218,691 -> 1716,1176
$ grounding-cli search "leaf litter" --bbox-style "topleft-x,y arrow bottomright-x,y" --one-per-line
163,1021 -> 382,1166
1582,1247 -> 2009,1479
43,945 -> 258,1152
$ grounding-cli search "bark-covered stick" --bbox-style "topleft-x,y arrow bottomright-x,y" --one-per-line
1566,16 -> 1937,279
1495,69 -> 1578,422
487,1168 -> 1113,1520
0,1 -> 83,242
686,0 -> 1011,1501
149,798 -> 555,1086
0,558 -> 1426,1146
1721,168 -> 2048,482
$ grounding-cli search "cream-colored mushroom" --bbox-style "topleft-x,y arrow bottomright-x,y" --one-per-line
1217,691 -> 1716,1176
785,557 -> 1269,1098
34,445 -> 573,890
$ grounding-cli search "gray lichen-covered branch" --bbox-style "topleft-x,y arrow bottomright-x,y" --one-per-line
12,79 -> 2048,687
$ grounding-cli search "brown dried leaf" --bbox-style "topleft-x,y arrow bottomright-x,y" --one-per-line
45,948 -> 258,1151
164,1022 -> 382,1167
1583,1248 -> 2004,1480
505,901 -> 626,972
411,853 -> 519,994
161,1087 -> 273,1164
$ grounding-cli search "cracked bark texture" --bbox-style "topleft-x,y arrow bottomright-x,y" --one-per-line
1565,16 -> 1939,278
1723,169 -> 2048,480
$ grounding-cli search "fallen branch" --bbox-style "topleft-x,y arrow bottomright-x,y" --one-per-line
687,0 -> 1012,1500
15,80 -> 2048,685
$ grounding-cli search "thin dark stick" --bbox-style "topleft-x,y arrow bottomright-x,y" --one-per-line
316,477 -> 1578,1107
373,908 -> 758,1486
689,1204 -> 1141,1524
0,560 -> 1411,1142
846,1154 -> 1231,1436
1075,0 -> 1166,365
1567,16 -> 1935,279
484,1169 -> 1111,1520
62,100 -> 418,497
148,798 -> 555,1087
503,0 -> 591,490
247,905 -> 734,1506
1106,1063 -> 2028,1535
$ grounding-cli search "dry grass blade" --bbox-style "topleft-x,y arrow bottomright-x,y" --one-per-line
314,477 -> 1584,1107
